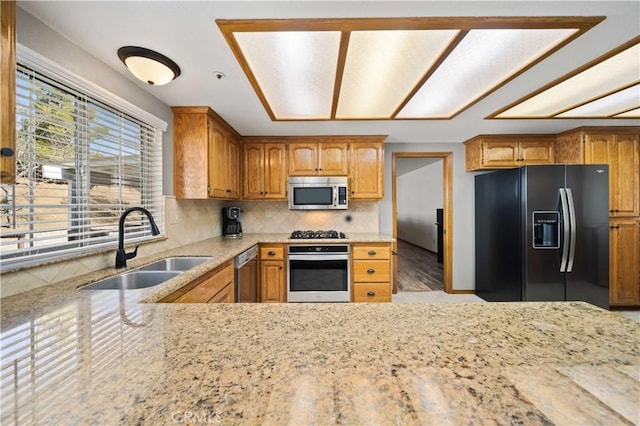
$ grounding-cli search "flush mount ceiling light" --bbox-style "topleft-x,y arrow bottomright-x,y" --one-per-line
217,17 -> 604,121
117,46 -> 181,86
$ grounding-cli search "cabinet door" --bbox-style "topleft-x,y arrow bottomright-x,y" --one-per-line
207,120 -> 228,198
173,112 -> 209,199
319,143 -> 348,175
584,134 -> 611,164
519,140 -> 554,165
609,219 -> 640,306
350,142 -> 384,199
609,135 -> 639,217
243,143 -> 265,199
263,143 -> 287,199
227,137 -> 240,199
208,283 -> 234,303
481,141 -> 518,167
260,260 -> 285,302
288,143 -> 318,176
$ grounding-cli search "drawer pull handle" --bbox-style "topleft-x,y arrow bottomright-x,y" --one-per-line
367,268 -> 375,274
368,250 -> 376,256
367,291 -> 376,296
268,251 -> 276,256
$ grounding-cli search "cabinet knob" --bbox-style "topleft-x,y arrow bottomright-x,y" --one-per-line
268,251 -> 276,256
366,268 -> 375,274
318,168 -> 322,171
0,147 -> 14,157
279,266 -> 283,270
367,291 -> 376,297
368,250 -> 376,256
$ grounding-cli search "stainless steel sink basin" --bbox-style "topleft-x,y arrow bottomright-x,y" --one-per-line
80,271 -> 181,290
136,256 -> 212,272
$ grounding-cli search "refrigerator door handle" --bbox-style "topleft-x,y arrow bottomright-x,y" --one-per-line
566,188 -> 577,272
559,188 -> 570,273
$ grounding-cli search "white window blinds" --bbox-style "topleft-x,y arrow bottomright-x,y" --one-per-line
0,64 -> 163,269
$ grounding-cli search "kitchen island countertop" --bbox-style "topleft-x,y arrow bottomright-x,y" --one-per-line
1,234 -> 638,425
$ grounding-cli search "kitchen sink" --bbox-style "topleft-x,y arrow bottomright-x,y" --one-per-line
80,271 -> 181,290
136,256 -> 212,272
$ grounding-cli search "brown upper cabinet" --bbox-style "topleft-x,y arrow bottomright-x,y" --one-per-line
464,135 -> 555,171
242,141 -> 287,200
172,107 -> 240,200
556,127 -> 639,218
349,141 -> 384,199
288,142 -> 348,176
1,0 -> 16,184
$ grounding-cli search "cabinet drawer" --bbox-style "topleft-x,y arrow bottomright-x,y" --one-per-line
260,246 -> 284,260
353,260 -> 390,282
352,245 -> 390,260
353,283 -> 391,302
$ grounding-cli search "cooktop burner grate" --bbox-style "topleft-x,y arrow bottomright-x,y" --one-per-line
289,230 -> 347,239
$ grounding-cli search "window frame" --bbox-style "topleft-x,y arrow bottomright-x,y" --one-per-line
0,45 -> 167,271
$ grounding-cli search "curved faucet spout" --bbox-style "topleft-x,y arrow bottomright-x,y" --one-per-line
115,207 -> 160,268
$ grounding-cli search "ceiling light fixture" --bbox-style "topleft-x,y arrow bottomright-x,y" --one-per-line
117,46 -> 181,86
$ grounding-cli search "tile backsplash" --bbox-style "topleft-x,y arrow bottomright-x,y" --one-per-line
1,198 -> 379,297
0,197 -> 223,298
228,200 -> 379,233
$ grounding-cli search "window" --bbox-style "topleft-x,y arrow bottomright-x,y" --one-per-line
0,63 -> 163,269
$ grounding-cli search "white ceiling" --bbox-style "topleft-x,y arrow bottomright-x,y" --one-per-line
18,1 -> 640,143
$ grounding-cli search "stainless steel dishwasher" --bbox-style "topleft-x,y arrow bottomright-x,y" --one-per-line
235,245 -> 258,302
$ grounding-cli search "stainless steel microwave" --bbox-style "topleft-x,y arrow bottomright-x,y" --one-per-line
288,176 -> 348,210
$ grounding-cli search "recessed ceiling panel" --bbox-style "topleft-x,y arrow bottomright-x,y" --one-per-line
396,28 -> 577,118
234,31 -> 341,119
614,107 -> 640,118
217,17 -> 604,121
495,42 -> 640,118
556,84 -> 640,117
336,30 -> 459,119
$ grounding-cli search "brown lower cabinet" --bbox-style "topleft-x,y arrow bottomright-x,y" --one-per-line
159,260 -> 234,303
609,219 -> 640,306
351,243 -> 392,302
259,244 -> 286,302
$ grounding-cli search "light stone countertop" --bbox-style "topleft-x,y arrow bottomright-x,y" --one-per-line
1,233 -> 639,425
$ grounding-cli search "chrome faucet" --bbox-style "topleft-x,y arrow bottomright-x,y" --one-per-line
115,207 -> 160,268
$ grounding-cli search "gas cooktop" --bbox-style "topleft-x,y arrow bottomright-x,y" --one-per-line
289,230 -> 348,239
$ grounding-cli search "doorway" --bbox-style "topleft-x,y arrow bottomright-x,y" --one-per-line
392,152 -> 453,294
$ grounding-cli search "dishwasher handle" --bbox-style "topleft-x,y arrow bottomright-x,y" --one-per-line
235,245 -> 258,268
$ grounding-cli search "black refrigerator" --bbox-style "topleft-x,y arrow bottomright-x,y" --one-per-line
475,165 -> 609,309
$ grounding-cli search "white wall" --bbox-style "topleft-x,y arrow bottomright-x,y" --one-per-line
380,143 -> 475,291
16,7 -> 175,195
397,160 -> 443,252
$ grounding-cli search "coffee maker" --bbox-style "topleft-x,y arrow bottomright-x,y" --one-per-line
222,207 -> 242,238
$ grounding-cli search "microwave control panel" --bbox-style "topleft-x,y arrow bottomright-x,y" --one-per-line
338,186 -> 347,205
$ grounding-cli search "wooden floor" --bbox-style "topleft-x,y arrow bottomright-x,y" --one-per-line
397,239 -> 444,292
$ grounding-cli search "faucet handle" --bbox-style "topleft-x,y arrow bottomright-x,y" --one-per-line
125,246 -> 139,260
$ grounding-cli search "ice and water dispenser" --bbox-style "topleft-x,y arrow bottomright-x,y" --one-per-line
532,211 -> 560,249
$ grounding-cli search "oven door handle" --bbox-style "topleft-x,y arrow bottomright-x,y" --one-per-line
288,254 -> 349,261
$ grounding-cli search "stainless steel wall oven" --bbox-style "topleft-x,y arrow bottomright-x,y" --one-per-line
287,245 -> 350,302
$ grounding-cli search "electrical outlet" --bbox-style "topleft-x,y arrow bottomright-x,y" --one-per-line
265,209 -> 272,218
169,213 -> 179,225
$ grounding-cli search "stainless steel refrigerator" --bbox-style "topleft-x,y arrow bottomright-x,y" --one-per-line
475,165 -> 609,309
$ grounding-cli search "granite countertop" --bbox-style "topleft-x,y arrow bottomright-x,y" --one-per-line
0,232 -> 394,319
1,234 -> 639,425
